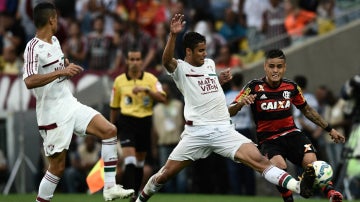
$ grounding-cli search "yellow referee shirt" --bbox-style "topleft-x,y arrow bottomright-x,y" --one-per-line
110,72 -> 165,118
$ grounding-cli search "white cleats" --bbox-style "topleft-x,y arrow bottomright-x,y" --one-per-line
103,184 -> 134,201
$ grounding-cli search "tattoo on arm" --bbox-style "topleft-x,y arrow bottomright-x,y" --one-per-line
301,105 -> 328,129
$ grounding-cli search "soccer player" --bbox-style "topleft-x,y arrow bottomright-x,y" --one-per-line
22,2 -> 134,202
135,14 -> 316,202
109,49 -> 166,201
228,49 -> 345,202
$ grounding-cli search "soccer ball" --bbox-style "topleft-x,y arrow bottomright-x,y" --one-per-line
312,160 -> 333,188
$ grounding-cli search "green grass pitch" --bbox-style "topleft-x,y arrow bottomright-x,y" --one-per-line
0,194 -> 358,202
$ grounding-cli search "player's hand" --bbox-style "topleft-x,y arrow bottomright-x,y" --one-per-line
65,58 -> 70,67
219,68 -> 232,85
133,86 -> 150,94
329,129 -> 346,143
240,94 -> 256,106
170,14 -> 186,34
63,63 -> 83,77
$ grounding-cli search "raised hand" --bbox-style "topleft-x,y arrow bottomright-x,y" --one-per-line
170,14 -> 186,35
219,68 -> 232,85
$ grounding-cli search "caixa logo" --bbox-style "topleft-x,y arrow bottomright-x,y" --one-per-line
260,100 -> 291,110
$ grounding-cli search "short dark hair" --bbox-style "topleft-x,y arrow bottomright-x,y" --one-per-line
33,2 -> 56,28
183,31 -> 206,52
231,72 -> 244,87
265,49 -> 286,61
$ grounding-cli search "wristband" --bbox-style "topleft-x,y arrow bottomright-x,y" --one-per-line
324,124 -> 333,132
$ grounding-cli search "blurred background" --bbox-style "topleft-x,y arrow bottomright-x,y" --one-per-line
0,0 -> 360,200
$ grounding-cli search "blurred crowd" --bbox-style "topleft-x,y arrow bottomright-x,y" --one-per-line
1,0 -> 359,76
1,0 -> 360,198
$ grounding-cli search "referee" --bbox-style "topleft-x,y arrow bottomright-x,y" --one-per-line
109,49 -> 166,201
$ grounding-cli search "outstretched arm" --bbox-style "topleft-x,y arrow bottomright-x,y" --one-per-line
228,94 -> 256,116
162,14 -> 186,73
300,104 -> 346,143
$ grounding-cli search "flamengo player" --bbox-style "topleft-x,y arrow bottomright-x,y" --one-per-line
22,2 -> 133,202
135,14 -> 316,202
229,49 -> 345,202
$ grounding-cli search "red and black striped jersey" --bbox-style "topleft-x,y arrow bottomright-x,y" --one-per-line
233,77 -> 307,144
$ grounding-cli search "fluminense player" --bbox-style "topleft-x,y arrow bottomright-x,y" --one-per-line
22,2 -> 134,201
229,49 -> 345,202
135,14 -> 316,202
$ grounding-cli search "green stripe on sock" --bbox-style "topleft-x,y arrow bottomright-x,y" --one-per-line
104,167 -> 116,172
282,175 -> 292,187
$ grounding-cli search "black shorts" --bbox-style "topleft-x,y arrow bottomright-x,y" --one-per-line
117,114 -> 152,152
259,131 -> 316,166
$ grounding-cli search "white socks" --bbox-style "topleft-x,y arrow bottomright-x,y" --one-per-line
262,165 -> 300,194
102,137 -> 118,189
137,175 -> 163,202
36,171 -> 60,201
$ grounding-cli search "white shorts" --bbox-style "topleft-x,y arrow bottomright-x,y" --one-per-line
168,124 -> 252,162
39,103 -> 99,156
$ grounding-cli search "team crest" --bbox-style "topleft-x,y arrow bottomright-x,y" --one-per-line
124,96 -> 132,105
283,91 -> 291,99
46,144 -> 55,155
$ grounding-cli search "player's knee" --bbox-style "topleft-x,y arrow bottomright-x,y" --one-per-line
104,123 -> 117,138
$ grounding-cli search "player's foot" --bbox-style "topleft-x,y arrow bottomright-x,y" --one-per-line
282,194 -> 294,202
299,164 -> 316,198
328,190 -> 343,202
103,185 -> 134,201
129,194 -> 137,202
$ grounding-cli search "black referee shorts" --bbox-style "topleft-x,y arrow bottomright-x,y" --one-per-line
117,114 -> 152,152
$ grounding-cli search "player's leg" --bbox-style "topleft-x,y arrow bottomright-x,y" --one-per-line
116,147 -> 145,202
212,126 -> 315,198
136,159 -> 191,202
272,131 -> 318,200
234,143 -> 315,198
120,146 -> 137,197
36,119 -> 76,202
36,151 -> 66,202
322,182 -> 343,202
86,114 -> 134,200
134,152 -> 146,201
132,117 -> 152,201
137,125 -> 209,202
269,155 -> 294,202
302,153 -> 343,202
261,139 -> 295,202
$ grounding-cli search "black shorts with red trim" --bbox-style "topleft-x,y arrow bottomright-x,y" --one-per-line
259,131 -> 316,166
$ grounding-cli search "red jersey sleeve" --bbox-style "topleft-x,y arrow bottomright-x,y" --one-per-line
292,85 -> 307,108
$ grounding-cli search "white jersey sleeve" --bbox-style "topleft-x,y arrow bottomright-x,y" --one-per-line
23,38 -> 40,79
22,36 -> 78,126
